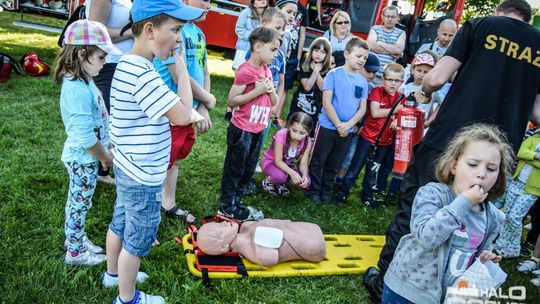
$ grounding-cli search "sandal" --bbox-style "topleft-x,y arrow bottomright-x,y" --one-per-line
160,205 -> 196,225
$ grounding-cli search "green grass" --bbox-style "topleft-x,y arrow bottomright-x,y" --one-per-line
1,11 -> 539,303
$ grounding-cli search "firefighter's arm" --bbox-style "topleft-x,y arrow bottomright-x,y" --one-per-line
322,89 -> 341,127
415,56 -> 461,103
530,94 -> 540,126
228,81 -> 266,107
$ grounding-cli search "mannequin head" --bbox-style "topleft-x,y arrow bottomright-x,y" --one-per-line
197,221 -> 239,255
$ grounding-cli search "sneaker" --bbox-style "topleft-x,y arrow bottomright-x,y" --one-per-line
532,269 -> 540,277
113,290 -> 164,304
362,267 -> 384,303
83,235 -> 104,254
320,193 -> 333,204
65,249 -> 106,266
364,199 -> 379,209
516,259 -> 539,274
262,179 -> 278,195
101,271 -> 150,288
275,184 -> 290,196
334,192 -> 346,204
531,277 -> 540,287
307,193 -> 321,204
218,205 -> 264,222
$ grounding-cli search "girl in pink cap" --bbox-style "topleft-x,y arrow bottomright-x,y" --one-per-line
54,19 -> 121,266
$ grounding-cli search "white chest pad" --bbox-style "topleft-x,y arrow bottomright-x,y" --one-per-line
254,226 -> 284,248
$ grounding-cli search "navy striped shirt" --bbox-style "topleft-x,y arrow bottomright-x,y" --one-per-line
109,55 -> 179,185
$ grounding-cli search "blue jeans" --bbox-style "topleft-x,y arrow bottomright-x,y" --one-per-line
338,137 -> 389,202
340,134 -> 359,170
64,161 -> 99,253
109,166 -> 162,257
373,142 -> 402,194
382,283 -> 414,304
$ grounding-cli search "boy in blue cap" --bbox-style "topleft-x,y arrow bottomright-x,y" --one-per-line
104,0 -> 203,303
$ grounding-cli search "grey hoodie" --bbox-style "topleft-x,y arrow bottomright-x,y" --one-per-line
384,182 -> 504,303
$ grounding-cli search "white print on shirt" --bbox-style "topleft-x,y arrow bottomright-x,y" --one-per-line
297,92 -> 317,115
448,249 -> 475,278
249,105 -> 271,125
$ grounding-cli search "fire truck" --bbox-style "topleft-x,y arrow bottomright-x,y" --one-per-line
198,0 -> 466,59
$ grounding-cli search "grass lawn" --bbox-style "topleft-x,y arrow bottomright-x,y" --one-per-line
1,11 -> 539,303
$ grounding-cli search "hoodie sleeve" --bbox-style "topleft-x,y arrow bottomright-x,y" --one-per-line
411,183 -> 475,250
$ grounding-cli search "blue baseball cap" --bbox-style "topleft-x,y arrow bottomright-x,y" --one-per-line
131,0 -> 204,23
364,53 -> 381,72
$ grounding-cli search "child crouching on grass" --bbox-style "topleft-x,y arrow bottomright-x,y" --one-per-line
261,112 -> 312,196
55,20 -> 121,266
218,27 -> 279,221
383,124 -> 512,303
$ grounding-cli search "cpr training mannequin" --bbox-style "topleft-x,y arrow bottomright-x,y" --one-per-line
197,219 -> 326,267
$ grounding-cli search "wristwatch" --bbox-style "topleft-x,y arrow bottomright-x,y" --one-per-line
419,88 -> 432,98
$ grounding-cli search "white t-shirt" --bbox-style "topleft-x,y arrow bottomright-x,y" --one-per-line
109,55 -> 179,185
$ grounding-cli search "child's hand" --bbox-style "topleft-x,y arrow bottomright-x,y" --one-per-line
101,151 -> 114,171
298,175 -> 309,188
336,123 -> 349,137
205,93 -> 216,110
478,250 -> 502,263
263,77 -> 274,94
311,62 -> 322,73
290,171 -> 304,185
390,119 -> 398,130
254,79 -> 267,95
461,184 -> 488,205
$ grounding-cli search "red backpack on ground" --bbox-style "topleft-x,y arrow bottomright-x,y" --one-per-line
0,52 -> 22,83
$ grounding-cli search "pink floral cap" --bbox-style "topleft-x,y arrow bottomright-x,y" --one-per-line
412,53 -> 435,67
63,20 -> 122,56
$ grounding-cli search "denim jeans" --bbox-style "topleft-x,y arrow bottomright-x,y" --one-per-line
340,134 -> 359,170
382,284 -> 414,304
372,141 -> 402,194
109,166 -> 162,257
338,136 -> 389,202
219,124 -> 263,209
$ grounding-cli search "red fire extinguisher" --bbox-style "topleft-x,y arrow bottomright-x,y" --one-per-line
393,98 -> 425,177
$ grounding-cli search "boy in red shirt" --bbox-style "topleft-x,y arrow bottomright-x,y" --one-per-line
335,63 -> 404,207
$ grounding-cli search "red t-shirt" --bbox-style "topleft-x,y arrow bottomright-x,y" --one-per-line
360,86 -> 403,146
231,61 -> 273,134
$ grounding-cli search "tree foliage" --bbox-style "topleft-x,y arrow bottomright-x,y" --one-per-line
417,0 -> 501,22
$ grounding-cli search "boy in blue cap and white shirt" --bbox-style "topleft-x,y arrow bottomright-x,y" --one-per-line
104,0 -> 203,303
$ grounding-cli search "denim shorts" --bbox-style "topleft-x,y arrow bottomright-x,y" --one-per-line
109,166 -> 162,257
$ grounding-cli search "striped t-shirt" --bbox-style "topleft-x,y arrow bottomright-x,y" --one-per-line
372,25 -> 404,78
109,55 -> 179,186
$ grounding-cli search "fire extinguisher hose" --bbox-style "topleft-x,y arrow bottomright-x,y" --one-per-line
366,95 -> 406,165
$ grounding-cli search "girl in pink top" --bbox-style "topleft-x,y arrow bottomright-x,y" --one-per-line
262,112 -> 313,196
